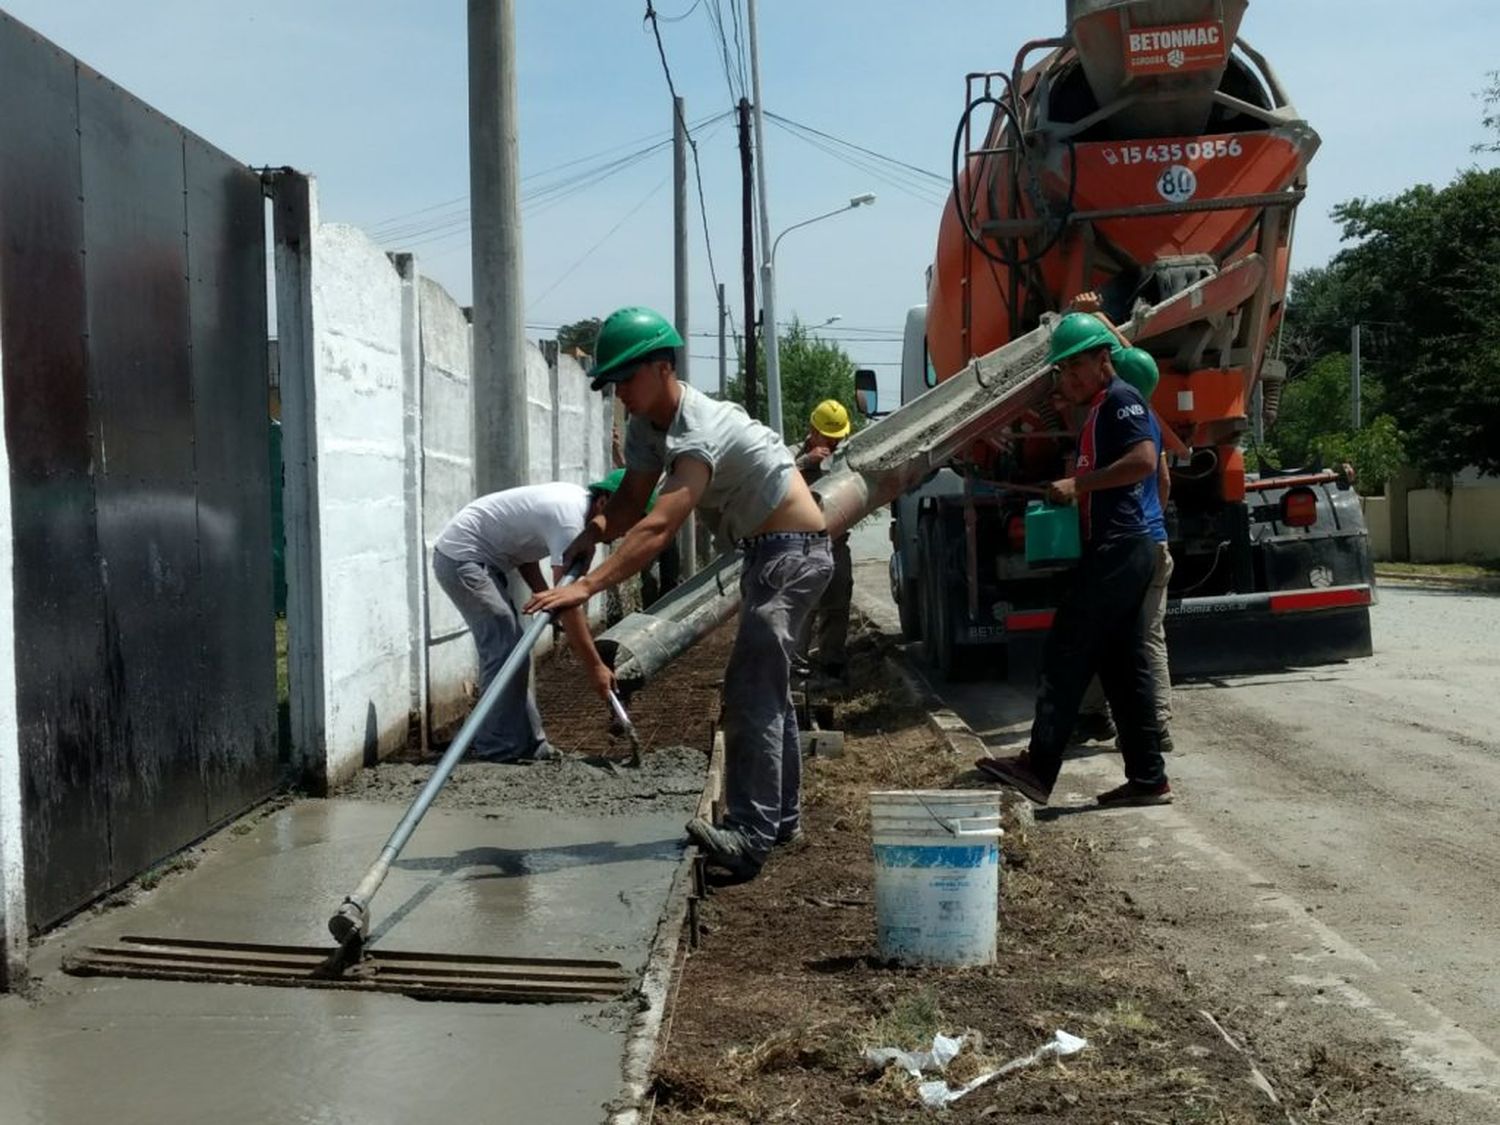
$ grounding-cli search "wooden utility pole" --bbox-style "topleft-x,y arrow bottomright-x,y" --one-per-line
738,97 -> 758,417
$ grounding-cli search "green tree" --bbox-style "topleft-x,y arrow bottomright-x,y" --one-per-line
1475,71 -> 1500,154
1280,168 -> 1500,476
557,317 -> 602,356
725,320 -> 863,442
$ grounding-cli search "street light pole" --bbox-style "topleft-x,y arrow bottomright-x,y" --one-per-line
763,194 -> 875,439
745,0 -> 777,429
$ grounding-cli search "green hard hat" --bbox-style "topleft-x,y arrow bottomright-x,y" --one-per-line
1046,312 -> 1116,365
587,467 -> 657,513
590,306 -> 683,390
1111,346 -> 1160,399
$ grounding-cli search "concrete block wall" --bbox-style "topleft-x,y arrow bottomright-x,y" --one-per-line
275,173 -> 616,787
419,278 -> 478,735
303,220 -> 415,785
1362,497 -> 1391,562
1451,487 -> 1500,560
0,358 -> 24,988
1407,489 -> 1450,564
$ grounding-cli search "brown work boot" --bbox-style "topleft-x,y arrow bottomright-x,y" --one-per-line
1095,780 -> 1173,808
974,754 -> 1051,805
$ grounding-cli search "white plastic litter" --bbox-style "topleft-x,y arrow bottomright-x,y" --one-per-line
863,1033 -> 966,1077
913,1029 -> 1089,1109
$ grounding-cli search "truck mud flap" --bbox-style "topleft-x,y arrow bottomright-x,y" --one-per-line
1001,585 -> 1374,684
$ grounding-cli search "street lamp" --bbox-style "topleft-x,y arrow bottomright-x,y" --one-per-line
763,194 -> 875,439
811,314 -> 843,331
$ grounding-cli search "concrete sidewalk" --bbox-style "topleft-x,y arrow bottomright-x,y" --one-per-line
0,799 -> 688,1124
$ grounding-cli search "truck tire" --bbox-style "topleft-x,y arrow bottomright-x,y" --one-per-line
918,515 -> 959,678
897,578 -> 921,642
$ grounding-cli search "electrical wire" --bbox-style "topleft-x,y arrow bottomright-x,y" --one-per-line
645,1 -> 727,311
765,111 -> 947,184
528,176 -> 673,309
766,118 -> 946,205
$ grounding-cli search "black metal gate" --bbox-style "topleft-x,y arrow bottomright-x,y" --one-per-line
0,14 -> 278,927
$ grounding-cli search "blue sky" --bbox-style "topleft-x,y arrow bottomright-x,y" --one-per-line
6,1 -> 1496,396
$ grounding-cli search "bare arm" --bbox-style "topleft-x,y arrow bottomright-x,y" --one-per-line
517,561 -> 548,596
551,565 -> 615,701
526,458 -> 709,615
562,468 -> 658,569
1157,452 -> 1171,508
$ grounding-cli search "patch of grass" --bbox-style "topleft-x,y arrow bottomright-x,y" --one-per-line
868,985 -> 944,1051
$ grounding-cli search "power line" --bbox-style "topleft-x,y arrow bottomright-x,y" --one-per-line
766,117 -> 946,206
766,111 -> 947,184
645,1 -> 726,311
655,0 -> 704,20
528,176 -> 673,309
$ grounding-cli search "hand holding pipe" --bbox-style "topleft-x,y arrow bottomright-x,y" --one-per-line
327,562 -> 588,954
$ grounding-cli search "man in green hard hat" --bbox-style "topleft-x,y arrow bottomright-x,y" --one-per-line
432,472 -> 639,762
976,310 -> 1172,808
527,306 -> 833,880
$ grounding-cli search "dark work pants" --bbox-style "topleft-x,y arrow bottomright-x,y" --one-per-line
1027,535 -> 1167,793
721,534 -> 834,860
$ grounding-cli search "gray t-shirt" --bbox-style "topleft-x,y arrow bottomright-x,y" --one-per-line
623,384 -> 793,542
434,482 -> 590,572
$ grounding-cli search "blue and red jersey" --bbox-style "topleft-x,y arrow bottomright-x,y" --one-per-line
1075,377 -> 1160,544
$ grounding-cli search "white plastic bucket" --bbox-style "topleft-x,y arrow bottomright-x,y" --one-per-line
870,789 -> 1003,966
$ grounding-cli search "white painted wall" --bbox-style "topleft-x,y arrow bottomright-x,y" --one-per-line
275,173 -> 621,783
0,336 -> 25,988
419,277 -> 479,733
307,218 -> 414,785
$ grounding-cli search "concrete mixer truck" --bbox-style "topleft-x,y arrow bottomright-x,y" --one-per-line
879,0 -> 1375,680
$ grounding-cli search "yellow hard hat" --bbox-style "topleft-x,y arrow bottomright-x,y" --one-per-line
810,399 -> 851,439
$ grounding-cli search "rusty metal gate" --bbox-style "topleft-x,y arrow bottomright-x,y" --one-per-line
0,14 -> 278,927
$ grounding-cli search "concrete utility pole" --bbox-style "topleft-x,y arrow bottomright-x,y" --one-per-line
468,0 -> 528,493
717,282 -> 728,397
673,95 -> 697,576
738,98 -> 758,417
746,0 -> 780,438
1350,323 -> 1362,430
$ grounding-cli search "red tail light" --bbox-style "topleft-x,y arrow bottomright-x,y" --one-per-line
1281,487 -> 1317,528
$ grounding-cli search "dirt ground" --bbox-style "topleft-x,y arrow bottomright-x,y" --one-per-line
649,629 -> 1430,1124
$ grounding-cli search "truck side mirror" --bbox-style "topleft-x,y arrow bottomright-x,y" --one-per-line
854,369 -> 879,417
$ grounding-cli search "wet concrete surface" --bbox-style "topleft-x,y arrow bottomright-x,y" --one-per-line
1,795 -> 696,1125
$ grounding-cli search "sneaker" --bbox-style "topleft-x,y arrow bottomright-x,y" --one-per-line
974,754 -> 1051,805
1095,780 -> 1173,808
1069,712 -> 1117,746
685,817 -> 762,880
775,824 -> 805,847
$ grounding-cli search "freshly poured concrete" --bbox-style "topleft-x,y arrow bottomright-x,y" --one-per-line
0,799 -> 690,1124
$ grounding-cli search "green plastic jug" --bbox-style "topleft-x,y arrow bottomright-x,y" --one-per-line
1025,500 -> 1081,566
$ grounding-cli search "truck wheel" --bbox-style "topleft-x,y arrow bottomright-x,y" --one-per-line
897,578 -> 921,642
918,516 -> 958,678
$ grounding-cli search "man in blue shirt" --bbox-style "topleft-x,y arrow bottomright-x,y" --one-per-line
979,314 -> 1171,808
1073,346 -> 1176,751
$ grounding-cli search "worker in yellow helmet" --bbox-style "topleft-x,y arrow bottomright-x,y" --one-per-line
794,399 -> 855,683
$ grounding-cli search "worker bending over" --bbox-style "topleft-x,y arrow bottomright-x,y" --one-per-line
793,399 -> 855,683
432,474 -> 627,763
978,312 -> 1172,807
528,307 -> 833,881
